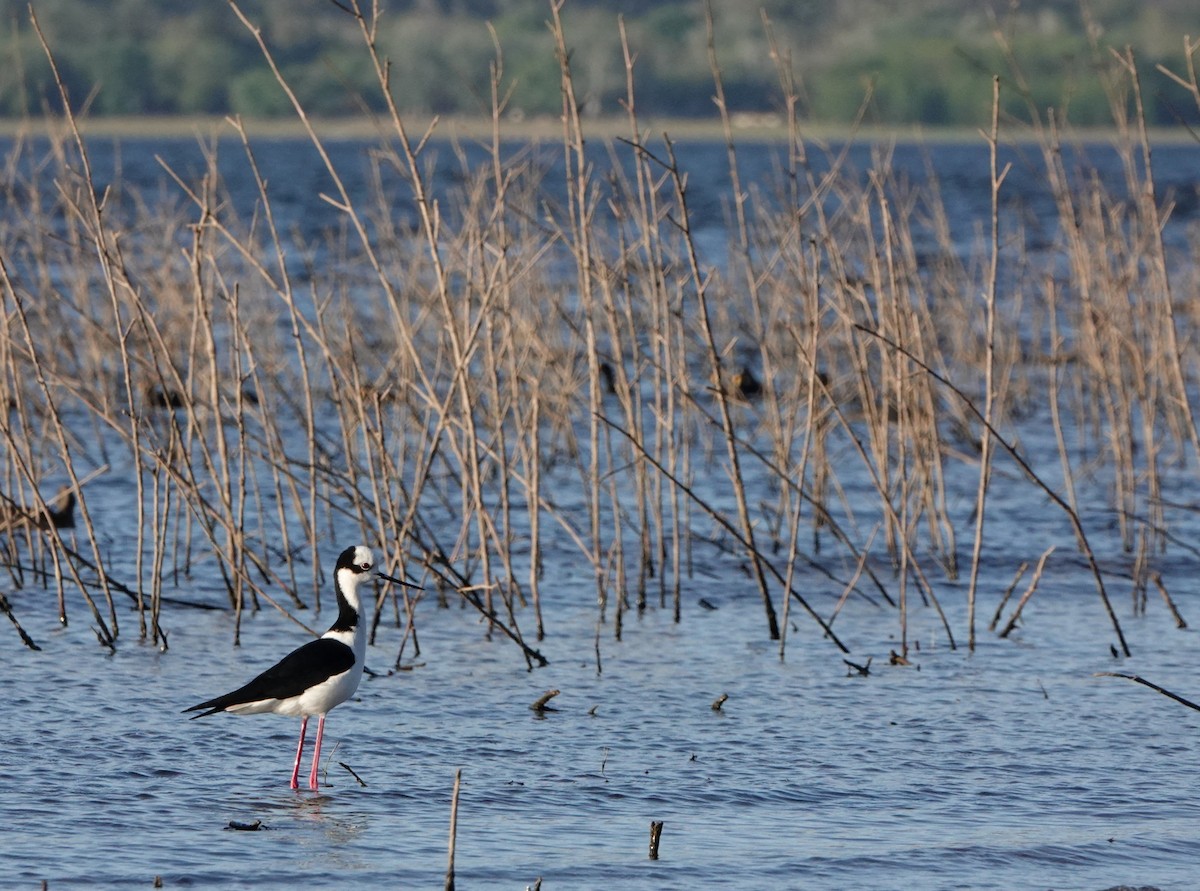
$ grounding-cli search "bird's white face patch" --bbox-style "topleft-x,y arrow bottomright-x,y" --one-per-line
351,545 -> 373,573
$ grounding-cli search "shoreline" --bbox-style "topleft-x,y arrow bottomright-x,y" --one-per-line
1,113 -> 1197,146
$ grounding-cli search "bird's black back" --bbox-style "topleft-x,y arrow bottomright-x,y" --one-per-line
183,637 -> 356,719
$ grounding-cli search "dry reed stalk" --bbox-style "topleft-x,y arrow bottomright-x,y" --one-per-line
988,560 -> 1029,633
232,2 -> 503,651
861,323 -> 1130,654
24,10 -> 144,644
654,131 -> 782,640
0,272 -> 118,647
699,3 -> 782,641
616,20 -> 685,620
0,592 -> 40,650
526,389 -> 545,639
445,768 -> 461,891
222,119 -> 321,603
825,525 -> 880,628
999,546 -> 1055,638
9,1 -> 1198,665
547,0 -> 610,624
1042,277 -> 1083,550
996,24 -> 1185,580
965,76 -> 1007,651
598,412 -> 849,652
1111,46 -> 1199,461
776,242 -> 827,660
1152,573 -> 1187,630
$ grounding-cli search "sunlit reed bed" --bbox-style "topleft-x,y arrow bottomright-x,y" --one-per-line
1,2 -> 1199,668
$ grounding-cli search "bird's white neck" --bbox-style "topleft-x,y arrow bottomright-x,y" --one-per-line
325,565 -> 367,660
336,566 -> 365,611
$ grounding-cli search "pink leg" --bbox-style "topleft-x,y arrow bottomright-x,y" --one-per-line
308,715 -> 327,790
290,716 -> 309,790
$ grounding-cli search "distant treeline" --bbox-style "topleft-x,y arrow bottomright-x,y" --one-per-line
3,0 -> 1200,126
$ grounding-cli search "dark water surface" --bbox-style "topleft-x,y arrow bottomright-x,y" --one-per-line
4,133 -> 1200,889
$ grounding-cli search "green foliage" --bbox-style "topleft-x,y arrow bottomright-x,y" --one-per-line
228,69 -> 292,117
150,30 -> 238,115
87,40 -> 157,114
0,0 -> 1198,126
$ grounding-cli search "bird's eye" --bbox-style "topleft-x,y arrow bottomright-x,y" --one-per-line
359,562 -> 370,571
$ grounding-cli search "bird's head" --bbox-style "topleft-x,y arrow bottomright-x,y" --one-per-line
337,544 -> 374,575
334,545 -> 374,610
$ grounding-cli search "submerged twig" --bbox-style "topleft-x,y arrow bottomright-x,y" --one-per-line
1095,672 -> 1200,713
844,657 -> 872,677
0,593 -> 41,651
338,761 -> 368,787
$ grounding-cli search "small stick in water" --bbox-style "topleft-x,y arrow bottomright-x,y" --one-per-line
445,769 -> 462,891
844,657 -> 872,677
0,594 -> 41,651
339,761 -> 368,787
1095,672 -> 1200,713
999,545 -> 1054,638
1152,573 -> 1187,629
649,820 -> 664,859
989,561 -> 1029,631
711,693 -> 728,711
530,689 -> 560,712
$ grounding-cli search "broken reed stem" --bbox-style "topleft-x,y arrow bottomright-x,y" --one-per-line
1152,573 -> 1187,629
530,689 -> 561,712
999,546 -> 1055,638
989,561 -> 1030,632
445,768 -> 462,891
0,592 -> 41,650
648,820 -> 664,860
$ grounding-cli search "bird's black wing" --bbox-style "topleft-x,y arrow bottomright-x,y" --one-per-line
183,637 -> 355,718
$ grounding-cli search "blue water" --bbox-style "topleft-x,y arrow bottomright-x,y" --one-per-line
3,129 -> 1200,889
7,582 -> 1200,889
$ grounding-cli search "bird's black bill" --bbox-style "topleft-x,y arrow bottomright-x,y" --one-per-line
377,571 -> 424,590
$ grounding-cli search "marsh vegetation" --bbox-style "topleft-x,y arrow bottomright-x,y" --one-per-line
2,2 -> 1200,673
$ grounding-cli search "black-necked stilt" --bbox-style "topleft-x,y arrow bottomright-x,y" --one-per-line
185,544 -> 375,790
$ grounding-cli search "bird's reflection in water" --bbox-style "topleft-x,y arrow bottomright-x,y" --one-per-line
290,793 -> 371,870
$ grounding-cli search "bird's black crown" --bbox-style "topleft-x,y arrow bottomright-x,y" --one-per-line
336,544 -> 374,574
